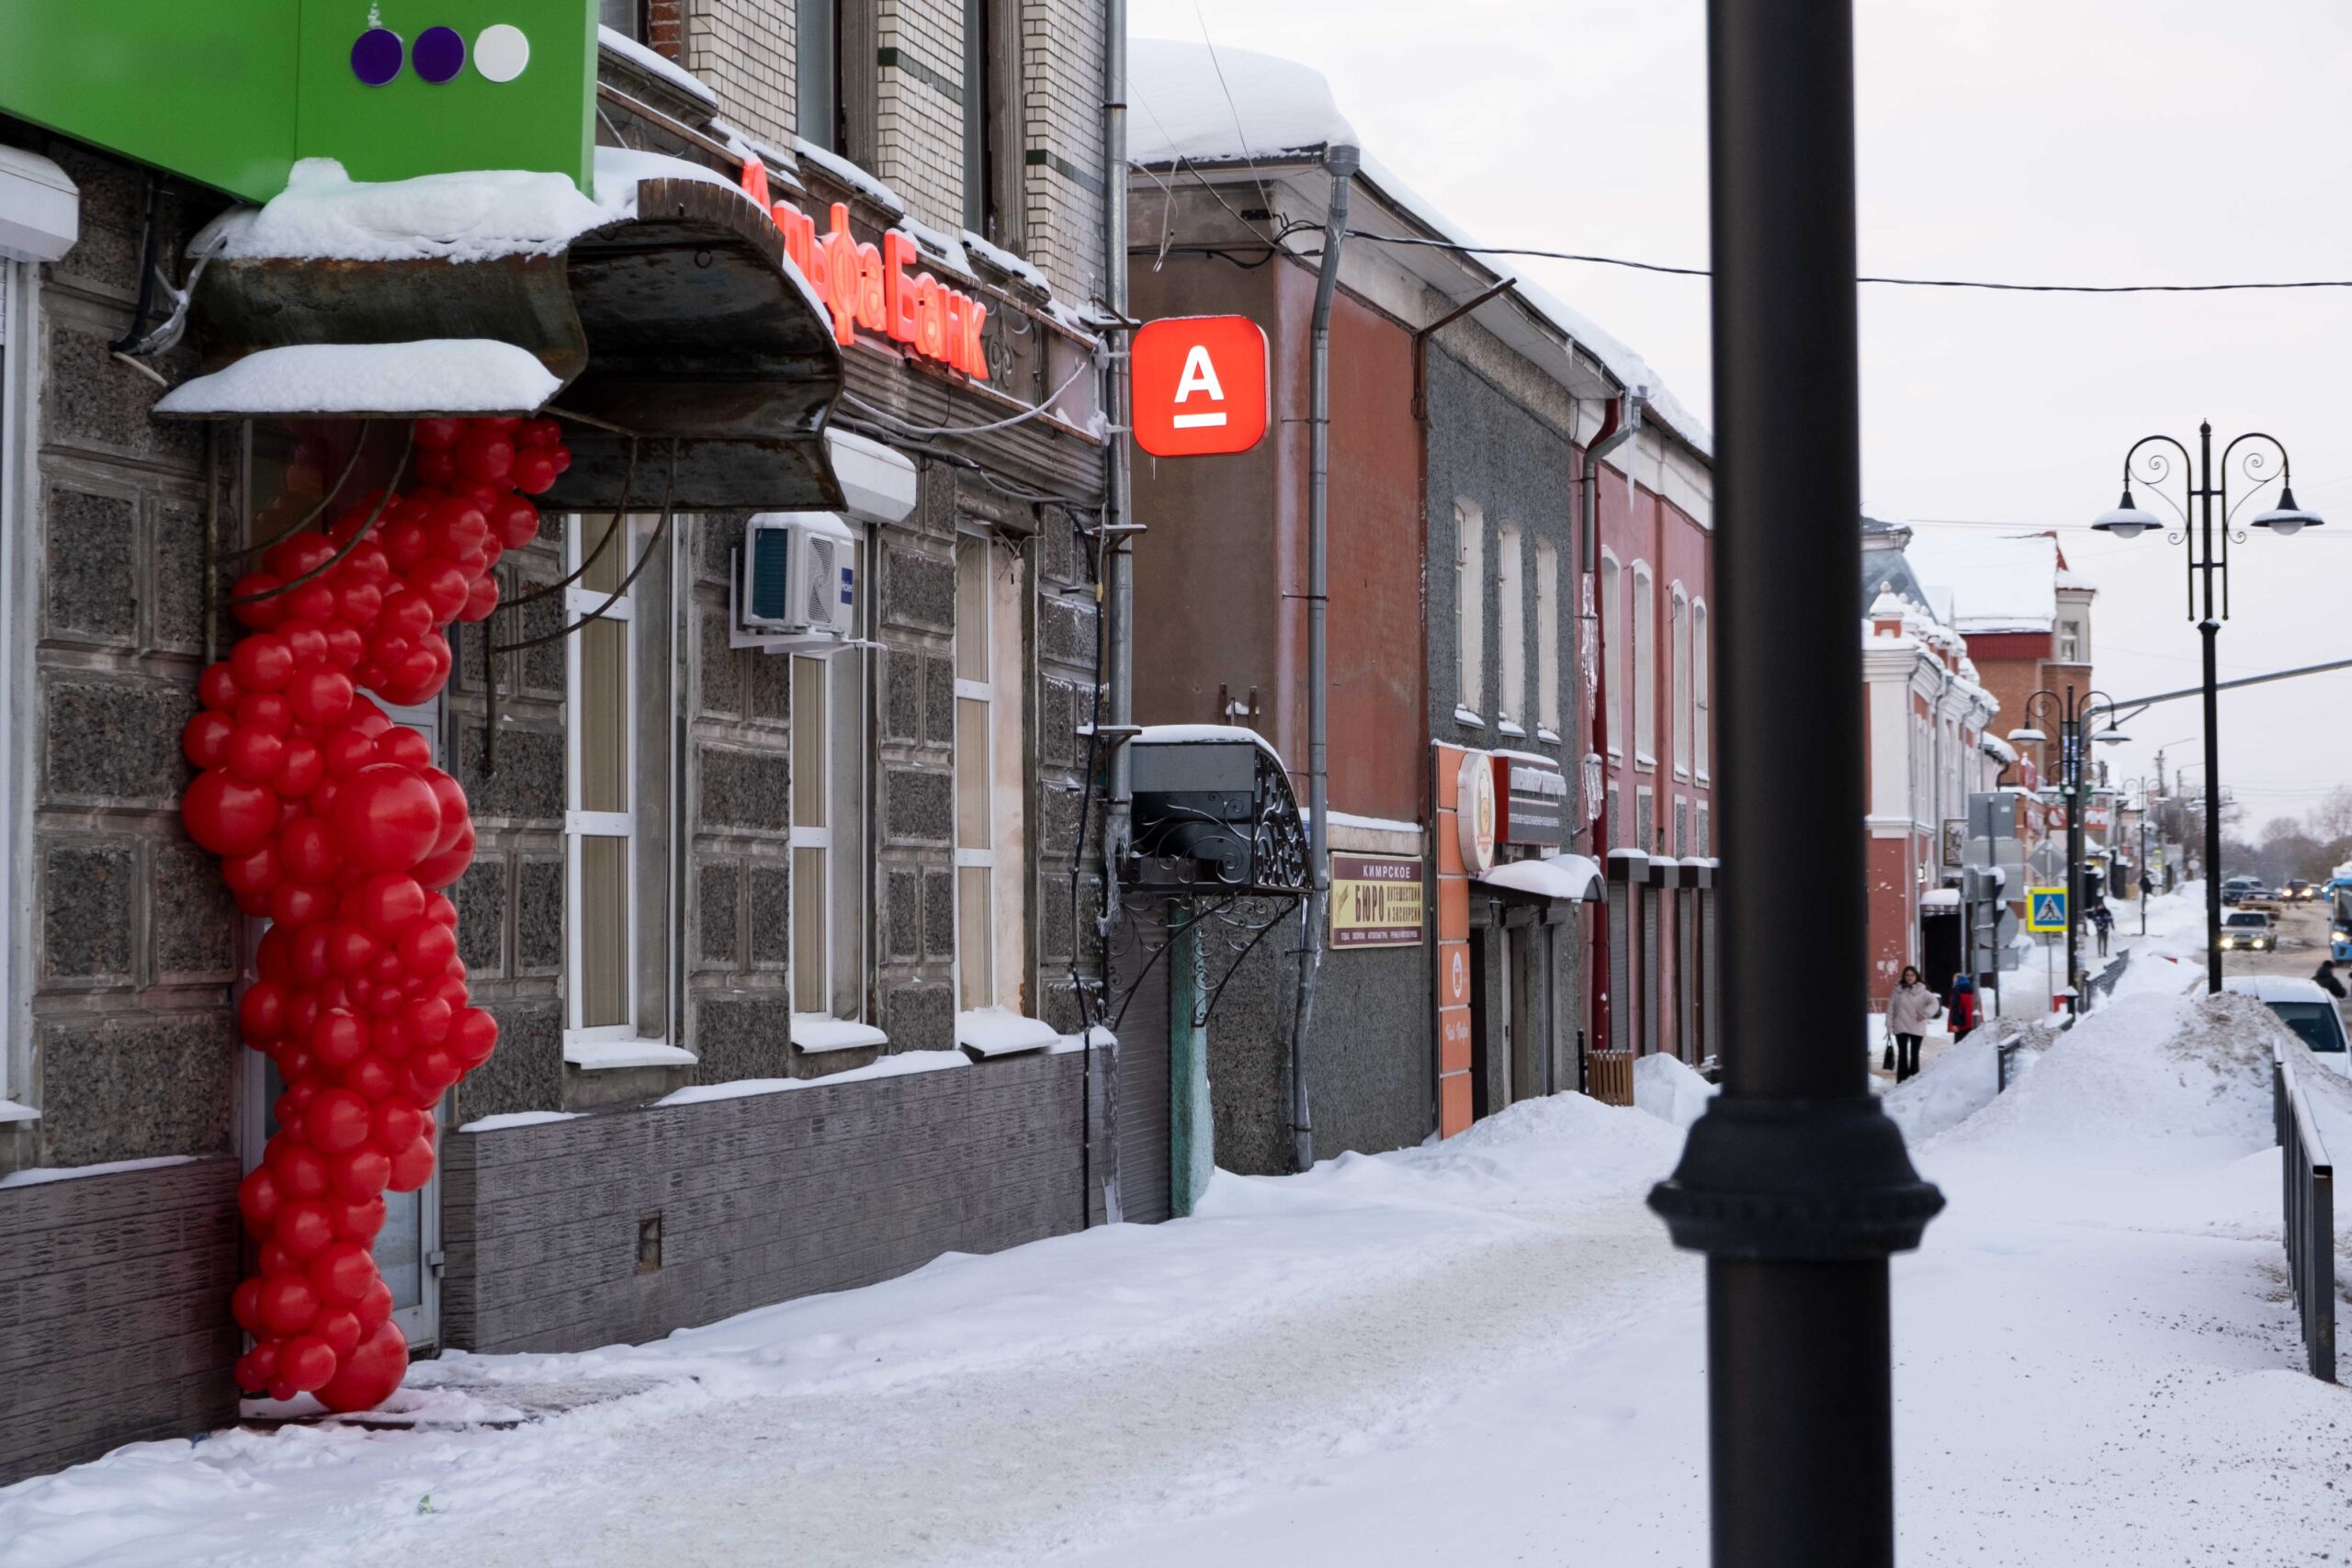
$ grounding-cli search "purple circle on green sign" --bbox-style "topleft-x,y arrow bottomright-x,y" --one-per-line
413,26 -> 466,84
352,28 -> 404,85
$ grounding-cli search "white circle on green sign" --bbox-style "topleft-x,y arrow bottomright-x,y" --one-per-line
474,24 -> 530,83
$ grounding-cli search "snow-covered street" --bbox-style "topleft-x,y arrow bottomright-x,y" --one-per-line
6,969 -> 2349,1567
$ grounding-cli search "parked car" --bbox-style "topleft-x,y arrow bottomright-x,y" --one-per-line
2224,975 -> 2350,1074
2219,909 -> 2276,952
2222,877 -> 2257,906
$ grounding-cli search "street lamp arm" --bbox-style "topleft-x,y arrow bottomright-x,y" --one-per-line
2124,432 -> 2197,513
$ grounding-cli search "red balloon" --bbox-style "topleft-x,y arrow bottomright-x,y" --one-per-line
230,635 -> 295,694
255,925 -> 296,983
400,920 -> 458,977
317,1319 -> 408,1414
345,872 -> 427,938
331,1145 -> 392,1201
279,1334 -> 338,1393
198,662 -> 242,711
236,692 -> 294,736
232,1279 -> 266,1333
310,1242 -> 377,1306
516,418 -> 562,450
413,417 -> 464,450
183,710 -> 235,770
457,432 -> 515,485
237,1166 -> 285,1230
375,728 -> 433,772
184,769 -> 278,856
373,1102 -> 424,1152
222,845 -> 281,901
387,1134 -> 436,1190
354,1277 -> 396,1330
309,1088 -> 374,1153
412,827 -> 475,890
230,575 -> 286,631
324,624 -> 368,671
267,880 -> 334,930
491,496 -> 540,551
277,1199 -> 337,1258
321,729 -> 378,782
448,1008 -> 498,1069
458,573 -> 501,622
234,1344 -> 279,1393
311,1010 -> 368,1070
336,1196 -> 389,1245
413,446 -> 458,488
332,765 -> 442,873
403,997 -> 453,1047
238,980 -> 291,1043
345,1055 -> 400,1100
269,1140 -> 332,1200
265,534 -> 337,581
512,449 -> 560,495
288,667 -> 356,728
287,582 -> 339,626
255,1272 -> 321,1337
409,561 -> 471,623
315,1307 -> 364,1359
223,726 -> 286,784
326,922 -> 381,976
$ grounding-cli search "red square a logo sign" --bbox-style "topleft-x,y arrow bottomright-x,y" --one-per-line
1131,315 -> 1270,457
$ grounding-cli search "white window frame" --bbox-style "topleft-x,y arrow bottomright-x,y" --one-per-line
1600,550 -> 1623,759
1534,536 -> 1560,741
1670,583 -> 1691,780
1631,560 -> 1656,768
1496,521 -> 1524,737
954,536 -> 997,1011
1454,501 -> 1485,724
790,652 -> 833,1016
563,516 -> 649,1049
0,260 -> 33,1120
1692,598 -> 1710,781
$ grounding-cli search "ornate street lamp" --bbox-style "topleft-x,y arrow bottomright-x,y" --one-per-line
2019,686 -> 2124,1011
2092,425 -> 2323,991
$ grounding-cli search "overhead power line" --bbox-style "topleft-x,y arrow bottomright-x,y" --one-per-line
1340,230 -> 2352,295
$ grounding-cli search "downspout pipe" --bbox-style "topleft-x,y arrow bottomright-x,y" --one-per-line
1093,0 -> 1130,1224
1289,141 -> 1360,1174
1580,390 -> 1639,1058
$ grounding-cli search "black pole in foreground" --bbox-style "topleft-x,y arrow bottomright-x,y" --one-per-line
1649,9 -> 1943,1566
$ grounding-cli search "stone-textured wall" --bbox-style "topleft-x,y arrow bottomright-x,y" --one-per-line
440,1048 -> 1094,1353
1031,500 -> 1102,1032
0,1156 -> 241,1485
875,465 -> 960,1048
17,135 -> 232,1175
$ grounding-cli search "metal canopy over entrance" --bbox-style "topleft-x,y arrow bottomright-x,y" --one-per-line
161,175 -> 846,513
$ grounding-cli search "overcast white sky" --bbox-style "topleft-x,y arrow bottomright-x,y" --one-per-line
1129,0 -> 2352,832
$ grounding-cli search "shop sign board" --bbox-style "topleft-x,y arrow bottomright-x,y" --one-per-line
1130,315 -> 1270,457
1329,854 -> 1424,948
1456,750 -> 1498,874
738,161 -> 990,377
1498,759 -> 1567,848
0,1 -> 596,203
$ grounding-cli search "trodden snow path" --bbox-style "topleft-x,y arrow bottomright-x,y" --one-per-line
6,991 -> 2350,1567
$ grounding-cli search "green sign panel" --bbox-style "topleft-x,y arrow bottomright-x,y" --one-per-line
0,1 -> 594,204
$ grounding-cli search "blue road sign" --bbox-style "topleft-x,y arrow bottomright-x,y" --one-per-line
2027,887 -> 2068,934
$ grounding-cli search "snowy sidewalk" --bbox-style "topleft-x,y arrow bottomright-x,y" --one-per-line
5,988 -> 2348,1566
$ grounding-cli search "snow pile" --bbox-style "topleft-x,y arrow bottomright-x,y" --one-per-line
1632,1051 -> 1716,1128
1882,1020 -> 2056,1144
154,340 -> 561,417
1933,990 -> 2286,1160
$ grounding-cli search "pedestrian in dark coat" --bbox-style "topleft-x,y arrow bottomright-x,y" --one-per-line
2315,959 -> 2346,1000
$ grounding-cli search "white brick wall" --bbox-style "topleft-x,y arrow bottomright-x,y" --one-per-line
875,0 -> 968,229
688,0 -> 796,149
1019,0 -> 1103,300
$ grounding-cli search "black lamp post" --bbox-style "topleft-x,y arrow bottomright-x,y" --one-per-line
2092,425 -> 2323,993
1648,8 -> 1942,1565
2008,687 -> 2126,1013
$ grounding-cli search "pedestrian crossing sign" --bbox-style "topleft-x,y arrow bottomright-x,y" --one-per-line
2027,888 -> 2068,933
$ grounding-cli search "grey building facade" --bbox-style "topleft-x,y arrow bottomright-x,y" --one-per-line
1,3 -> 1129,1484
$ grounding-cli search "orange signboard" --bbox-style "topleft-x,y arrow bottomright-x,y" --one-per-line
1131,315 -> 1270,457
739,158 -> 989,379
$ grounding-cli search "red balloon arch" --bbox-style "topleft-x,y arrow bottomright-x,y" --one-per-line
182,415 -> 564,1411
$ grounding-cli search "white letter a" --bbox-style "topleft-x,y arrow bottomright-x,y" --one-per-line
1173,344 -> 1225,404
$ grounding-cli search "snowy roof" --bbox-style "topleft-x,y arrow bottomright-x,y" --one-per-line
1126,39 -> 1706,456
1900,530 -> 2065,635
1479,855 -> 1603,902
194,147 -> 745,266
155,339 -> 561,418
599,24 -> 718,108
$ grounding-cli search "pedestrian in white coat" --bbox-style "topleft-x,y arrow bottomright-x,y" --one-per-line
1886,966 -> 1942,1083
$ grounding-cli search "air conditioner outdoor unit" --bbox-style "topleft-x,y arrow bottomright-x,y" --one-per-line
731,514 -> 856,649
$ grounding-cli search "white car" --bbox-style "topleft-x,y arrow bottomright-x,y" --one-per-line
2223,975 -> 2350,1075
2219,909 -> 2276,952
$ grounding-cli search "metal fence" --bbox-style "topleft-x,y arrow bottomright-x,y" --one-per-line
2273,1047 -> 2337,1382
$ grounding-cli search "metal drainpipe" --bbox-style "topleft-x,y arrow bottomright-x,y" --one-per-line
1093,0 -> 1130,1225
1579,392 -> 1639,1058
1289,141 -> 1359,1174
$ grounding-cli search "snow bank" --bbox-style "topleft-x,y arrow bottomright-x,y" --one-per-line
1882,1021 -> 2056,1144
1632,1052 -> 1716,1129
1933,991 -> 2287,1161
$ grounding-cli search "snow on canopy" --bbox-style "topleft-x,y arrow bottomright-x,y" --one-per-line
1126,39 -> 1707,456
153,339 -> 563,417
1902,530 -> 2085,636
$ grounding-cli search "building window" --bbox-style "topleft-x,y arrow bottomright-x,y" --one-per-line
600,0 -> 645,40
953,537 -> 1028,1013
1670,585 -> 1690,778
797,0 -> 842,152
2056,615 -> 2084,662
1692,599 -> 1710,779
1455,502 -> 1484,721
1631,561 -> 1656,764
1496,522 -> 1524,735
962,0 -> 1018,245
566,514 -> 670,1046
1535,537 -> 1560,739
1600,550 -> 1622,756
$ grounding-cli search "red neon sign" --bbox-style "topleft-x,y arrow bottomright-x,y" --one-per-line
741,159 -> 989,382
